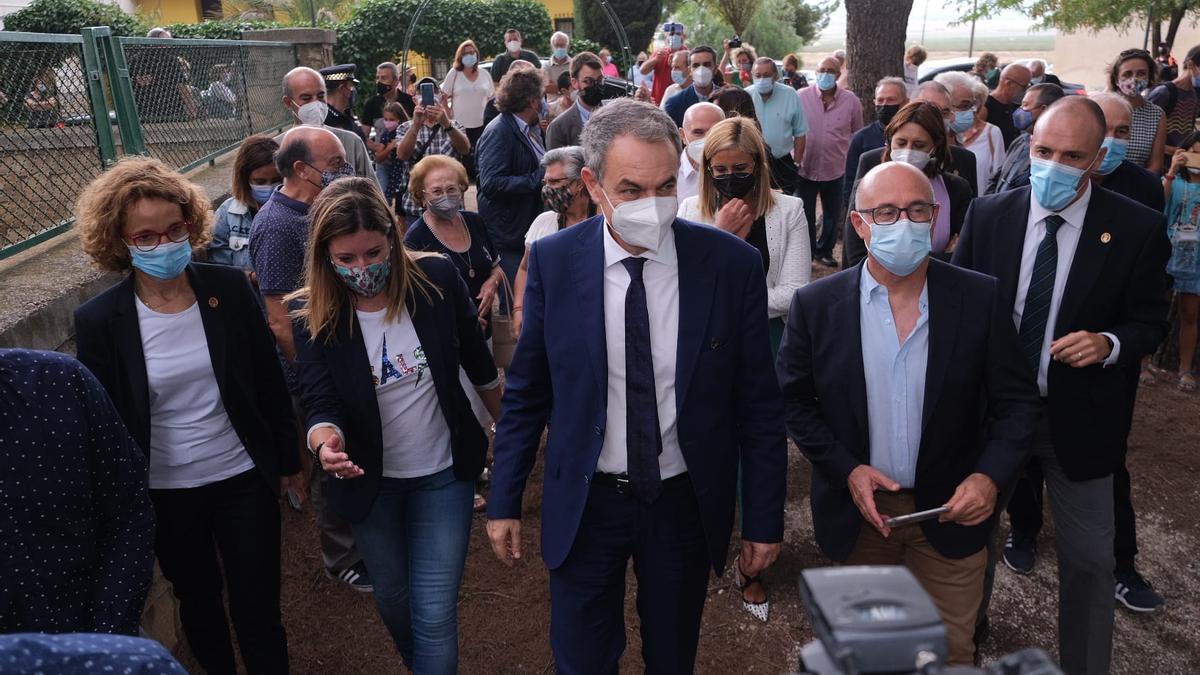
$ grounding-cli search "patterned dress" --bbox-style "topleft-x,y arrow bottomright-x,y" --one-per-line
1127,100 -> 1164,168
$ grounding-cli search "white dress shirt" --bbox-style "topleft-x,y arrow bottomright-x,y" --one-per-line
677,151 -> 700,203
1014,183 -> 1120,396
596,223 -> 688,478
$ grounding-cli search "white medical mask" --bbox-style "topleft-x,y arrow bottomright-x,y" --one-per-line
891,148 -> 931,170
685,139 -> 705,165
294,100 -> 328,126
752,77 -> 773,94
692,66 -> 713,87
600,189 -> 677,252
506,40 -> 521,54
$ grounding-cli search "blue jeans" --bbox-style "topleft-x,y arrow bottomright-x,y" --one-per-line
350,467 -> 473,674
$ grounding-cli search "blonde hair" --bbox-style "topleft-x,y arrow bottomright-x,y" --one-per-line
287,178 -> 441,341
74,157 -> 212,272
697,117 -> 776,222
409,155 -> 469,208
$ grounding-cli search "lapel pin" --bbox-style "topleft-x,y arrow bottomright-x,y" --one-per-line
710,338 -> 723,349
1100,232 -> 1112,244
208,297 -> 219,309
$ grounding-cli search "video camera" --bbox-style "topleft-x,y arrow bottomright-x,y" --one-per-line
729,35 -> 743,49
598,76 -> 637,101
795,566 -> 1063,675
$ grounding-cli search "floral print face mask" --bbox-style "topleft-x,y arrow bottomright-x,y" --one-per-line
333,259 -> 391,296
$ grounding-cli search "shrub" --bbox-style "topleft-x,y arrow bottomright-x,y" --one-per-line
162,19 -> 289,41
2,0 -> 145,36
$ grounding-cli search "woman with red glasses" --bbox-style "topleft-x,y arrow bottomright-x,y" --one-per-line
72,157 -> 299,675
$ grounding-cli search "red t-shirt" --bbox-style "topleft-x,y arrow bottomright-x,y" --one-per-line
651,45 -> 686,105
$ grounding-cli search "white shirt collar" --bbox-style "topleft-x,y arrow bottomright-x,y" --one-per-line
602,219 -> 679,269
1029,181 -> 1091,230
678,150 -> 697,180
229,198 -> 251,216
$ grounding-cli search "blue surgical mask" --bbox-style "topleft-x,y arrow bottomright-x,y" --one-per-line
1095,137 -> 1127,175
129,239 -> 192,280
1012,107 -> 1034,131
817,72 -> 837,91
462,54 -> 478,68
949,109 -> 975,134
867,218 -> 932,276
671,70 -> 686,85
1030,76 -> 1044,85
1029,156 -> 1090,211
753,77 -> 773,94
1192,74 -> 1200,88
553,47 -> 568,60
250,183 -> 279,205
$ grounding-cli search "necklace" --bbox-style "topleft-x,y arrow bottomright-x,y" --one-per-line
429,215 -> 475,277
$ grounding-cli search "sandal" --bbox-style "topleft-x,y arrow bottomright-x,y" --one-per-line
1179,371 -> 1197,393
1139,369 -> 1158,386
734,555 -> 770,623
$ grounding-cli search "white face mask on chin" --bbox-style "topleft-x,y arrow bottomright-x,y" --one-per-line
600,188 -> 678,252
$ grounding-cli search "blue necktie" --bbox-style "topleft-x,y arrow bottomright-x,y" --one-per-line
621,257 -> 663,504
1018,215 -> 1064,374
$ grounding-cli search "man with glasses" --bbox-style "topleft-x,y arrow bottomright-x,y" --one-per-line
547,52 -> 605,151
986,62 -> 1032,150
778,160 -> 1040,667
386,79 -> 470,226
990,83 -> 1065,194
663,46 -> 721,127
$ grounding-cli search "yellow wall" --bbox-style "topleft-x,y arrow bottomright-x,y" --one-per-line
542,0 -> 573,21
136,0 -> 202,24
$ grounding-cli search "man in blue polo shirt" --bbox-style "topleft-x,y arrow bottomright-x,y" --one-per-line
746,57 -> 808,195
663,46 -> 720,127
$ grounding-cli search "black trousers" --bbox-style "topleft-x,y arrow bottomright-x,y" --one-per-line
464,126 -> 485,182
150,469 -> 289,675
548,474 -> 710,675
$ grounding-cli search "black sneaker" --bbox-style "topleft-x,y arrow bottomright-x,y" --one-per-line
1115,570 -> 1164,613
1002,531 -> 1037,575
816,254 -> 838,268
326,560 -> 373,593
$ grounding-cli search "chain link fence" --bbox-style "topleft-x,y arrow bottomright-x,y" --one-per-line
0,32 -> 109,256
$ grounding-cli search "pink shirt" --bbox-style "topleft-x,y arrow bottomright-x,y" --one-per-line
797,87 -> 864,181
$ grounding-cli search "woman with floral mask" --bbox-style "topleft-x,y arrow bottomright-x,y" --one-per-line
1109,47 -> 1166,173
210,135 -> 280,271
292,178 -> 501,674
73,157 -> 299,675
512,146 -> 596,338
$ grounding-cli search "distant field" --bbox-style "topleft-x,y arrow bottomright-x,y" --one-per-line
807,33 -> 1055,53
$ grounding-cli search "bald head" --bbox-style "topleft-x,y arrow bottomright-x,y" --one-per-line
994,63 -> 1031,104
856,161 -> 935,211
276,126 -> 347,197
1027,59 -> 1046,79
1090,92 -> 1133,140
1035,96 -> 1107,150
282,66 -> 326,121
681,102 -> 726,165
819,56 -> 841,75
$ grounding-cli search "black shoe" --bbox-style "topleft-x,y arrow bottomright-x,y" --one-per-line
816,254 -> 838,268
326,560 -> 373,593
973,615 -> 990,651
1115,570 -> 1164,613
1002,531 -> 1036,575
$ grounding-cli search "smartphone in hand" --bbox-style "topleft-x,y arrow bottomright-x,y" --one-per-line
420,82 -> 436,107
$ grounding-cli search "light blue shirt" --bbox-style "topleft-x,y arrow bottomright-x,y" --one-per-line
513,113 -> 546,159
747,81 -> 809,159
860,264 -> 929,489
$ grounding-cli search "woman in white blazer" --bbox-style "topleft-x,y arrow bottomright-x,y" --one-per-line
678,116 -> 811,354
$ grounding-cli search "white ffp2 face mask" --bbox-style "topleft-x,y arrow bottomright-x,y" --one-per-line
685,139 -> 705,165
601,190 -> 678,252
294,100 -> 328,126
692,66 -> 713,87
891,148 -> 931,170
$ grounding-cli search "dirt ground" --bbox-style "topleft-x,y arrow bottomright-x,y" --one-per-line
268,325 -> 1200,673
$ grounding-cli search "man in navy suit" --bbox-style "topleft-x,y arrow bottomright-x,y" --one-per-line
952,96 -> 1170,675
486,99 -> 787,673
777,162 -> 1042,666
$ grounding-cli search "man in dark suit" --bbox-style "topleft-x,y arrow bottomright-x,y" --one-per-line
477,67 -> 547,300
1091,93 -> 1166,211
952,96 -> 1170,675
486,99 -> 787,673
778,162 -> 1041,666
546,51 -> 604,151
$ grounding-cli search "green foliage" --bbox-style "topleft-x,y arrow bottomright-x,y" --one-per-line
222,0 -> 353,27
574,0 -> 663,55
956,0 -> 1193,34
571,37 -> 603,59
791,1 -> 836,46
672,0 -> 830,59
162,19 -> 288,40
2,0 -> 145,35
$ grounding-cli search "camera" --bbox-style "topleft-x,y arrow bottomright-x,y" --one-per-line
795,566 -> 1063,675
729,35 -> 743,49
598,76 -> 636,101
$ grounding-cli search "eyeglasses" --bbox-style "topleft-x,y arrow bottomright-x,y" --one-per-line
423,186 -> 463,199
951,100 -> 977,112
126,221 -> 192,251
578,77 -> 601,88
857,203 -> 937,225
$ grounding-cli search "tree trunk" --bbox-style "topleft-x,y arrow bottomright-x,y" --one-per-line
1165,7 -> 1187,53
1152,16 -> 1161,52
845,0 -> 914,124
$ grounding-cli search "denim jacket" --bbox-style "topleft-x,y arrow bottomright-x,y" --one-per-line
209,198 -> 255,270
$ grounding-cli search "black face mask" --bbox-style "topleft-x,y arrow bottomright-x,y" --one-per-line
713,172 -> 755,199
580,83 -> 604,107
875,103 -> 901,126
376,83 -> 391,95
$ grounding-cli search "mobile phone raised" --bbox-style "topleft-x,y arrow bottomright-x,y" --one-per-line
420,82 -> 435,107
883,506 -> 949,528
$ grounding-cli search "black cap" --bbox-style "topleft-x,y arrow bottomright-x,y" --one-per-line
319,64 -> 359,84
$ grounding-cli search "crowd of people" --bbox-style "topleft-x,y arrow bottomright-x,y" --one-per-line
2,17 -> 1198,675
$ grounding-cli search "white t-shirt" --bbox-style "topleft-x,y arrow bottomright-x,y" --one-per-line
442,67 -> 495,129
525,210 -> 562,246
136,299 -> 255,489
903,62 -> 919,97
357,306 -> 453,479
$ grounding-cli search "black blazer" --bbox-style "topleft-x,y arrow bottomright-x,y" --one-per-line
476,111 -> 546,250
951,186 -> 1171,480
1099,160 -> 1165,213
74,263 -> 299,492
293,255 -> 498,522
777,259 -> 1041,561
842,149 -> 975,267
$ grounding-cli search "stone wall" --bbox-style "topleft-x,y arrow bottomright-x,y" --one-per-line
242,28 -> 336,71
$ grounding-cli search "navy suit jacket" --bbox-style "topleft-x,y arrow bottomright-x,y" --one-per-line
663,86 -> 702,127
1099,160 -> 1165,212
477,111 -> 546,250
951,186 -> 1171,480
777,259 -> 1041,561
487,216 -> 788,574
74,263 -> 299,493
293,255 -> 498,522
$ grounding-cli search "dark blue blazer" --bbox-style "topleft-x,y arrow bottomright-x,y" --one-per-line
1100,160 -> 1165,213
476,111 -> 546,250
951,186 -> 1171,481
487,216 -> 788,574
777,259 -> 1042,561
663,86 -> 702,127
293,255 -> 498,522
74,263 -> 299,492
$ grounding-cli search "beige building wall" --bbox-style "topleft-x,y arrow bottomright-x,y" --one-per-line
1054,24 -> 1200,91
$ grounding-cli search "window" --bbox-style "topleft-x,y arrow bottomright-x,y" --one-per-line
554,18 -> 574,37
